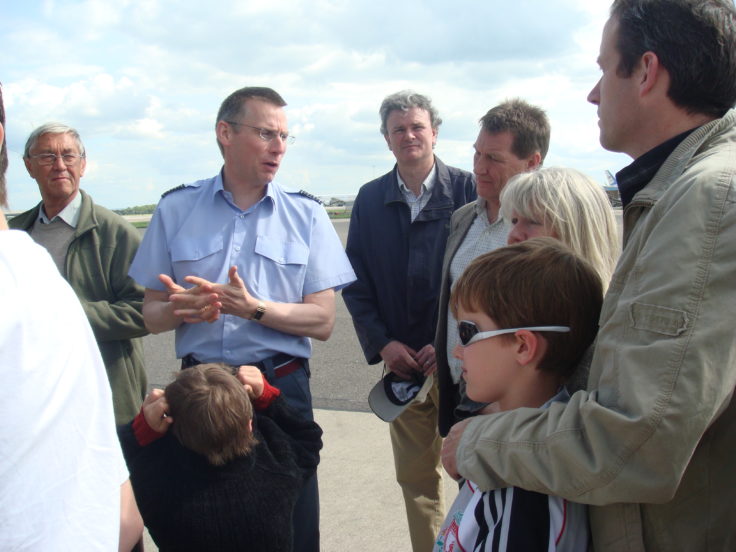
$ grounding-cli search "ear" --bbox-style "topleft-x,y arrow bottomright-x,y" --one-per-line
383,133 -> 391,150
513,330 -> 547,367
526,151 -> 542,170
638,51 -> 662,97
248,418 -> 253,433
79,156 -> 86,178
216,120 -> 233,147
431,126 -> 438,148
24,156 -> 34,177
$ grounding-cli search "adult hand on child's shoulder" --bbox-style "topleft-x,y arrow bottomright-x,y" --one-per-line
442,418 -> 471,480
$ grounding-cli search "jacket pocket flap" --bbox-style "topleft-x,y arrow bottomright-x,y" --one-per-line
255,236 -> 309,265
629,302 -> 690,337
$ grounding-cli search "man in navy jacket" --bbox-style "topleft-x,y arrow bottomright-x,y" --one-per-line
343,90 -> 475,552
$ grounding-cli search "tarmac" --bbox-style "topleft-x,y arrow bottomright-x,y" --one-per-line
141,408 -> 459,551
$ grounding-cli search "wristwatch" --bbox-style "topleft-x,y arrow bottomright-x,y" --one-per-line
251,301 -> 266,321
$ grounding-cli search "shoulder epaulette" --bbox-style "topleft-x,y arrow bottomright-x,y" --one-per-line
298,189 -> 323,204
161,184 -> 189,198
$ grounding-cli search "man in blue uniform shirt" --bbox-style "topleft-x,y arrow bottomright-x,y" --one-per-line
129,86 -> 355,552
343,90 -> 476,552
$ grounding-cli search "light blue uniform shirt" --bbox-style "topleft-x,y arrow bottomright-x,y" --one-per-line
129,171 -> 356,364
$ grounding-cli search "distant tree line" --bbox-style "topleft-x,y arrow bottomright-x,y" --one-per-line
114,204 -> 157,215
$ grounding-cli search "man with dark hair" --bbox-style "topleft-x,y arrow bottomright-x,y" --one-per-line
443,1 -> 736,550
435,99 -> 550,436
343,90 -> 475,551
130,85 -> 355,551
0,85 -> 143,549
119,364 -> 322,551
10,122 -> 148,424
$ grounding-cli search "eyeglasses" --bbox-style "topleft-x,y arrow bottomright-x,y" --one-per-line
29,153 -> 85,166
225,121 -> 295,145
458,320 -> 570,346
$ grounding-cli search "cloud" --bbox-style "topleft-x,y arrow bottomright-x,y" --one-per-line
1,0 -> 628,211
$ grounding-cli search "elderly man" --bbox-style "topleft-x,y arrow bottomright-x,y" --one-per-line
10,122 -> 148,424
435,99 -> 550,436
343,90 -> 475,551
442,1 -> 736,550
0,87 -> 142,550
129,85 -> 355,552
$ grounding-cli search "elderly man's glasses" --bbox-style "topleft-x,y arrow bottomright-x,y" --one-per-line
458,320 -> 570,346
226,121 -> 295,145
29,153 -> 85,166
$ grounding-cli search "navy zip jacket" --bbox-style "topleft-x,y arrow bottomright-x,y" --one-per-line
343,157 -> 476,364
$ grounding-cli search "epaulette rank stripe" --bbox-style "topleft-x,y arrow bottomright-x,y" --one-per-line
298,190 -> 323,204
161,184 -> 188,198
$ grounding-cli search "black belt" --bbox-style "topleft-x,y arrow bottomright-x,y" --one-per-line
181,352 -> 303,379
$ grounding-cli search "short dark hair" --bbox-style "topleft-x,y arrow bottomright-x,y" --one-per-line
0,84 -> 7,208
379,90 -> 442,136
165,363 -> 257,466
450,238 -> 602,380
215,86 -> 287,153
611,0 -> 736,117
479,99 -> 550,162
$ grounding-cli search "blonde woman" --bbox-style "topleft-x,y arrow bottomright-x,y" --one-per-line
500,166 -> 620,291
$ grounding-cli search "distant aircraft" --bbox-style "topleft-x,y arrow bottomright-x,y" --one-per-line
604,170 -> 622,208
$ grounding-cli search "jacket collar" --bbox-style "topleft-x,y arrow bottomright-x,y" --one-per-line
71,189 -> 97,237
383,156 -> 456,211
630,109 -> 736,207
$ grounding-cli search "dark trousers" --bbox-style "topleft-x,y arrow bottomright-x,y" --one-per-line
274,360 -> 320,552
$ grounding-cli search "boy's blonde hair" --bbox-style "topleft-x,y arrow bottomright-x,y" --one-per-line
500,167 -> 620,291
451,238 -> 602,379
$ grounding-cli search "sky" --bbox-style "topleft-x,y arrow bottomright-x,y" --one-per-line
1,0 -> 631,211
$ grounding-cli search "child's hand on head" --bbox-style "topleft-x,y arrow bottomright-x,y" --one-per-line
235,365 -> 265,398
142,389 -> 173,433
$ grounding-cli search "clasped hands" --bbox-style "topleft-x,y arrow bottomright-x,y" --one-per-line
379,340 -> 437,380
159,266 -> 255,324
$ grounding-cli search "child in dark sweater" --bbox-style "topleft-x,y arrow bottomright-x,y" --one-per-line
118,363 -> 322,552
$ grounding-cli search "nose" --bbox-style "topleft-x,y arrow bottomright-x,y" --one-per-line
269,135 -> 287,154
473,156 -> 487,177
587,78 -> 601,105
507,224 -> 524,244
51,154 -> 66,169
452,344 -> 464,361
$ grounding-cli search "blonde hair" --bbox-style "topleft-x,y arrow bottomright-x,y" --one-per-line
501,167 -> 620,291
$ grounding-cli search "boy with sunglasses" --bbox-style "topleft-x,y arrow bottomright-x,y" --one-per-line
435,237 -> 602,551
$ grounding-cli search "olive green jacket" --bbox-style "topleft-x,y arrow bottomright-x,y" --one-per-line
11,190 -> 148,423
455,110 -> 736,551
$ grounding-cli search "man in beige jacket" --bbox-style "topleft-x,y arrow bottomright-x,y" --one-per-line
442,1 -> 736,550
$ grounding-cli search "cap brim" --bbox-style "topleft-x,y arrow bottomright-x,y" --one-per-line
368,372 -> 433,423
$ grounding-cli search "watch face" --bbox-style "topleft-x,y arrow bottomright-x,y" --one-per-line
253,303 -> 266,320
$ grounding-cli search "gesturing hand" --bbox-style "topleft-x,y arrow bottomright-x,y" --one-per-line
185,266 -> 256,320
160,273 -> 222,323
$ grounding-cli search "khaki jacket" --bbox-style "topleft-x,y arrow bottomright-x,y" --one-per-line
456,110 -> 736,551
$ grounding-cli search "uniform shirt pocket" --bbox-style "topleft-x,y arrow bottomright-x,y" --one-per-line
169,234 -> 224,283
252,235 -> 309,303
